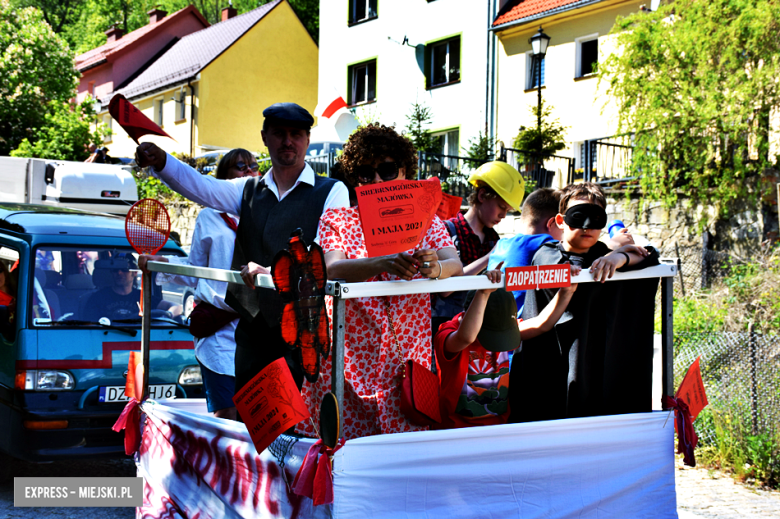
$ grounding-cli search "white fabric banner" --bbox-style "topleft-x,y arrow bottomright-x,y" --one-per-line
332,412 -> 678,519
137,400 -> 329,519
136,403 -> 677,518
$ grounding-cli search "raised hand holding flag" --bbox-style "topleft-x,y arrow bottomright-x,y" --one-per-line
108,94 -> 175,144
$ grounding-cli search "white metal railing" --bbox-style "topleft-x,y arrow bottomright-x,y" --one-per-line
140,259 -> 677,424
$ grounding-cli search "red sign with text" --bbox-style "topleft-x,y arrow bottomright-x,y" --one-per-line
676,356 -> 708,421
436,192 -> 462,221
355,178 -> 442,257
233,358 -> 310,455
505,265 -> 571,291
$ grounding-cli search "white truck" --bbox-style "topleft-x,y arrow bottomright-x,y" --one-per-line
0,157 -> 139,215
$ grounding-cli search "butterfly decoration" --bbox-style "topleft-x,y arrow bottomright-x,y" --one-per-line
271,229 -> 330,383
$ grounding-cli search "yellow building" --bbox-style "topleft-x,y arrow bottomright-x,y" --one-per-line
492,0 -> 643,186
98,0 -> 318,159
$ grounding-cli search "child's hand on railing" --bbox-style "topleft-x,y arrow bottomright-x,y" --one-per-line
480,262 -> 503,295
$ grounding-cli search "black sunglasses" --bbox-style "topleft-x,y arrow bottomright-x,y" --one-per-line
234,161 -> 260,172
355,162 -> 400,184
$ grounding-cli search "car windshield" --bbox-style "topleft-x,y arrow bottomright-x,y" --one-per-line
32,247 -> 187,327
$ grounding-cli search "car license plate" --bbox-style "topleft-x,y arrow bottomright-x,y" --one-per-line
98,384 -> 176,403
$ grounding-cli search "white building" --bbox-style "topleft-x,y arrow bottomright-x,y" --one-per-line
315,0 -> 500,160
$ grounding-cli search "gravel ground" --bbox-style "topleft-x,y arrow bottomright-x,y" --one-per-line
2,456 -> 779,517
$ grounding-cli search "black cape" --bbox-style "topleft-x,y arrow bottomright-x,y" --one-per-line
510,241 -> 660,423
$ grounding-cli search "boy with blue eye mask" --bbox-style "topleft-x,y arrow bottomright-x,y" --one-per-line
509,182 -> 660,424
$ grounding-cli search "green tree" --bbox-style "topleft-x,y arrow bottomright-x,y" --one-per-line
512,99 -> 567,162
10,98 -> 107,161
405,101 -> 437,152
600,0 -> 780,218
11,0 -> 84,33
462,131 -> 495,169
0,0 -> 79,156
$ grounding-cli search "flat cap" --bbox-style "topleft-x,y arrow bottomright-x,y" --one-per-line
263,102 -> 314,129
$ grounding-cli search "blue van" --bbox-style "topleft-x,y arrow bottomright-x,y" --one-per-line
0,204 -> 202,472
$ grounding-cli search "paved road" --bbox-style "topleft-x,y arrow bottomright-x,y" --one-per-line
2,456 -> 779,517
676,458 -> 780,518
0,457 -> 135,519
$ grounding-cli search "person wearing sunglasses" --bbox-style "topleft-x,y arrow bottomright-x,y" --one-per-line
135,103 -> 350,412
139,148 -> 260,421
297,123 -> 463,441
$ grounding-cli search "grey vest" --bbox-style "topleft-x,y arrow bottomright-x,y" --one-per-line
226,173 -> 337,326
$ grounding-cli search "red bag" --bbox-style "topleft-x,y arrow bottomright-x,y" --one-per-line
384,299 -> 441,426
188,302 -> 238,339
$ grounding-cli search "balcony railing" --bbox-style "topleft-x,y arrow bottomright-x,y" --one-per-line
501,147 -> 575,189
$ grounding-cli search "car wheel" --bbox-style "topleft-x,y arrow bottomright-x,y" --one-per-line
183,294 -> 195,319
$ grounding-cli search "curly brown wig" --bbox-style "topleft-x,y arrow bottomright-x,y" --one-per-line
338,124 -> 418,187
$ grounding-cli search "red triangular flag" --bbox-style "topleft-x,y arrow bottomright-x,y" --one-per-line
675,356 -> 708,421
436,192 -> 462,221
108,93 -> 175,144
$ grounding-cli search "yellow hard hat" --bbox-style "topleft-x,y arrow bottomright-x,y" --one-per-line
468,161 -> 525,211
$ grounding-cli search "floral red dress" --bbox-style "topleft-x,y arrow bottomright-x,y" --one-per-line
298,206 -> 455,440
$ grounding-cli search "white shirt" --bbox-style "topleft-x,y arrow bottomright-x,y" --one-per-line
156,208 -> 238,376
153,153 -> 349,244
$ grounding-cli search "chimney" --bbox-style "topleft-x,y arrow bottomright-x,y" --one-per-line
221,4 -> 237,21
105,24 -> 124,43
147,8 -> 167,24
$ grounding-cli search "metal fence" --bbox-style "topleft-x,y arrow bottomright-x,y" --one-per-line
416,151 -> 488,200
674,331 -> 780,444
501,147 -> 575,189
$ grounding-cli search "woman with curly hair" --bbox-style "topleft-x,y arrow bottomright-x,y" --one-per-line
298,124 -> 463,439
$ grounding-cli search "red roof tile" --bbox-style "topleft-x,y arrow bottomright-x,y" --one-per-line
75,5 -> 209,72
493,0 -> 589,27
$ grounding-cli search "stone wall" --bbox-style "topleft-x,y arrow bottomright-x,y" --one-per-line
494,190 -> 776,257
167,201 -> 203,249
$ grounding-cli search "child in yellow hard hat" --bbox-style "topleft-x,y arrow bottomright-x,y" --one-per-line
432,162 -> 525,334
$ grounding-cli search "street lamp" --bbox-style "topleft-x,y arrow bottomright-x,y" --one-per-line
529,27 -> 550,162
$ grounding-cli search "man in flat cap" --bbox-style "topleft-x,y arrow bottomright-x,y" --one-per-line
136,103 -> 348,401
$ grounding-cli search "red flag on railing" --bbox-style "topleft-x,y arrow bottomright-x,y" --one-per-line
108,94 -> 174,144
664,356 -> 709,467
676,356 -> 708,420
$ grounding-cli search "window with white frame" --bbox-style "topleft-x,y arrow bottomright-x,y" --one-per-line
431,128 -> 459,170
348,60 -> 376,106
526,51 -> 546,90
349,0 -> 377,25
155,98 -> 164,127
427,37 -> 461,89
175,89 -> 186,121
576,35 -> 598,77
577,140 -> 598,178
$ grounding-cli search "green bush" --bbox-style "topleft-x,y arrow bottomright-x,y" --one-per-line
696,408 -> 780,488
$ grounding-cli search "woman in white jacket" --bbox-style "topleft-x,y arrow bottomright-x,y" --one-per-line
141,149 -> 259,420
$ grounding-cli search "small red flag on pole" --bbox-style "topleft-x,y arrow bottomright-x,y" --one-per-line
676,356 -> 708,420
663,356 -> 709,467
108,93 -> 175,144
